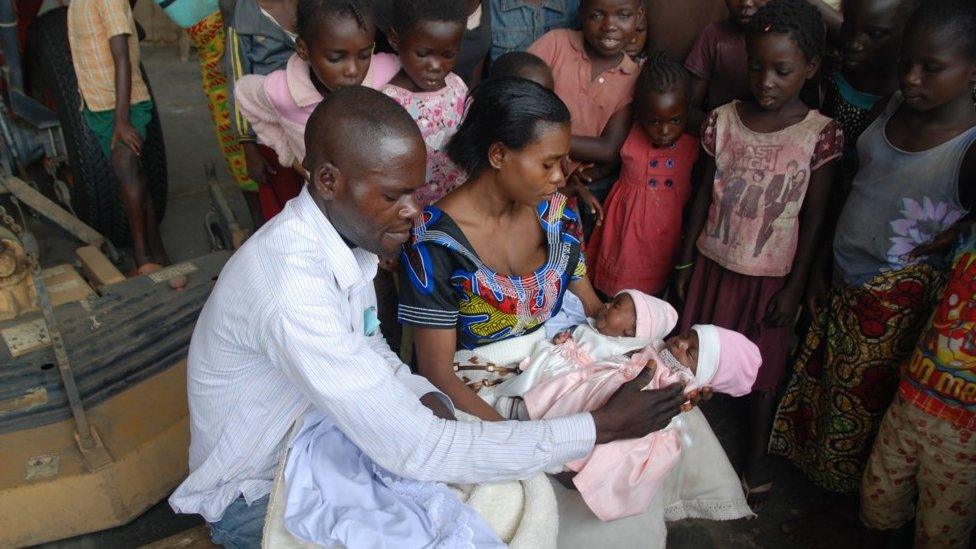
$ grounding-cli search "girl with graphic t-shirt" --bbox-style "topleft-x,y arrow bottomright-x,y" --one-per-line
673,0 -> 842,507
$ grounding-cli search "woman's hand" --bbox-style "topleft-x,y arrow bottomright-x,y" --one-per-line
420,392 -> 456,421
764,285 -> 802,327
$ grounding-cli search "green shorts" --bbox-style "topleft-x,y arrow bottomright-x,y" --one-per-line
82,100 -> 153,158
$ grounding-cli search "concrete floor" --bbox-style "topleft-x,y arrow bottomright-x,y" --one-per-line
30,46 -> 912,549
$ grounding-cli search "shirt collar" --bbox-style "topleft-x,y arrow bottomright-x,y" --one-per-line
285,54 -> 325,108
293,186 -> 378,290
566,31 -> 639,76
498,0 -> 570,13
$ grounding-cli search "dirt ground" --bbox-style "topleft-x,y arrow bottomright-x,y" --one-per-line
34,45 -> 919,549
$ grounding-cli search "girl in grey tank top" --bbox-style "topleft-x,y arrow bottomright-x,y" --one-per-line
833,92 -> 976,287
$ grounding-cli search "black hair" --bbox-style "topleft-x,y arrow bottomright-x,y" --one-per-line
905,0 -> 976,59
297,0 -> 373,41
746,0 -> 825,61
390,0 -> 468,36
634,51 -> 689,101
490,52 -> 550,80
305,86 -> 421,171
447,78 -> 571,178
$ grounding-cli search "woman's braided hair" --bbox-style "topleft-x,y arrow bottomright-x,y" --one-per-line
297,0 -> 373,40
746,0 -> 825,61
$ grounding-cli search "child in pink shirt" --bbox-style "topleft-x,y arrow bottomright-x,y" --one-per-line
382,0 -> 469,207
528,0 -> 644,233
235,2 -> 398,173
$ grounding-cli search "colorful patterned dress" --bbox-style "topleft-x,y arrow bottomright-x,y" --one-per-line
398,194 -> 586,349
770,94 -> 975,492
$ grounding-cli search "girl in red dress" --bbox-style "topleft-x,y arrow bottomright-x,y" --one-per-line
588,53 -> 699,297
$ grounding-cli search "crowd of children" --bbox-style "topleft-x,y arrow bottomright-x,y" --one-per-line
75,0 -> 975,545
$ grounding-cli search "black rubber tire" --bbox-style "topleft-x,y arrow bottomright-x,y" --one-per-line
26,7 -> 167,245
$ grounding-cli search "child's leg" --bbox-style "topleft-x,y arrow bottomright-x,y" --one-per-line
111,144 -> 158,266
913,409 -> 976,548
859,395 -> 921,537
744,389 -> 777,486
110,101 -> 168,267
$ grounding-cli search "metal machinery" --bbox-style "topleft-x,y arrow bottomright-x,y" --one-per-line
0,1 -> 241,545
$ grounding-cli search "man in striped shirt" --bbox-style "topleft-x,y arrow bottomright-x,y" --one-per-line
169,86 -> 686,546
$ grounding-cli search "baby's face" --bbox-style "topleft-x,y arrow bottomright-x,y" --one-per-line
594,293 -> 637,338
665,331 -> 699,373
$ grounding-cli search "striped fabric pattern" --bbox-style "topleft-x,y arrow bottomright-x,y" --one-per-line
168,186 -> 595,523
67,0 -> 150,112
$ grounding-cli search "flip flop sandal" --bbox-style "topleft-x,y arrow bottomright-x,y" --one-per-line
740,474 -> 773,510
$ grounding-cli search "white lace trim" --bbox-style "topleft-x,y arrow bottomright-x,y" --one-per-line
663,498 -> 756,522
372,464 -> 480,548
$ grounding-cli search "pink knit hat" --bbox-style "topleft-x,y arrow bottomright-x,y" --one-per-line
619,289 -> 678,341
691,325 -> 761,397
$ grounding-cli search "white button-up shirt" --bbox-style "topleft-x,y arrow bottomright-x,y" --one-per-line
169,187 -> 596,522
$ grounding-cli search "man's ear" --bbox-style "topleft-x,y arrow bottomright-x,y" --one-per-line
296,36 -> 310,61
488,141 -> 506,170
311,161 -> 342,200
387,28 -> 400,53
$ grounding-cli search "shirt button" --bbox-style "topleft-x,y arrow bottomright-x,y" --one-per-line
665,179 -> 674,187
649,178 -> 657,187
598,77 -> 605,84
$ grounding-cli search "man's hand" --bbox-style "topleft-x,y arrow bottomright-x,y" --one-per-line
420,392 -> 455,421
111,119 -> 143,155
591,373 -> 686,444
242,141 -> 276,186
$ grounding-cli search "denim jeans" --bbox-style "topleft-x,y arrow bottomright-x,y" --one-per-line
209,495 -> 269,549
489,0 -> 580,61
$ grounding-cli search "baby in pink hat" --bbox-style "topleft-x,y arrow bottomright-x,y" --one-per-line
489,290 -> 680,415
522,320 -> 762,522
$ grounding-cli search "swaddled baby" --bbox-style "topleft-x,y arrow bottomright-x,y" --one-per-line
519,291 -> 762,522
487,290 -> 679,414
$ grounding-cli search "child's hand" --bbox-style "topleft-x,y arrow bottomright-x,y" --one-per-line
378,256 -> 399,272
804,270 -> 830,317
242,141 -> 277,186
111,119 -> 143,156
764,285 -> 802,327
552,330 -> 573,345
909,220 -> 972,260
672,267 -> 693,304
576,183 -> 605,227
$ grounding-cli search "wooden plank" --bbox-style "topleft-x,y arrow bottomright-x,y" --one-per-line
0,176 -> 105,247
76,245 -> 126,287
41,264 -> 95,307
139,524 -> 217,549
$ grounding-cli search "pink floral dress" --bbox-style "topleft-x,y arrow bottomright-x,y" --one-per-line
382,73 -> 468,207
